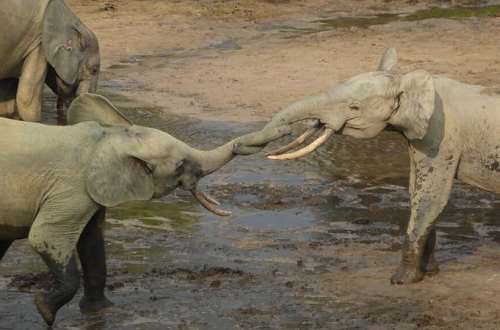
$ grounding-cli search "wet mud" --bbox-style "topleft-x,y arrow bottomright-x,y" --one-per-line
3,0 -> 500,329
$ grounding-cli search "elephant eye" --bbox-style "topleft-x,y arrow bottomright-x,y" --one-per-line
349,105 -> 360,111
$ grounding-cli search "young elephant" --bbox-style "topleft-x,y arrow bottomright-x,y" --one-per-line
0,93 -> 289,325
0,0 -> 100,122
265,48 -> 500,285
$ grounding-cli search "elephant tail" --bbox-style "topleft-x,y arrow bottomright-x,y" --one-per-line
67,93 -> 132,127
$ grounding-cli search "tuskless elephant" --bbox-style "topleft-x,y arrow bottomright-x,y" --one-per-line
265,48 -> 500,285
0,93 -> 289,325
0,0 -> 100,122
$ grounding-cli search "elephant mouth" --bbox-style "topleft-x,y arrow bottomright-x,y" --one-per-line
191,189 -> 232,216
266,120 -> 335,160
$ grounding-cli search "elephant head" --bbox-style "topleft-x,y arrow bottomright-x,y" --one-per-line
43,0 -> 100,118
68,94 -> 289,215
265,48 -> 436,160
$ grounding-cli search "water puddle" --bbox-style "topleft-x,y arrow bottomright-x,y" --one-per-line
108,199 -> 201,233
272,4 -> 500,38
235,209 -> 316,230
318,5 -> 500,29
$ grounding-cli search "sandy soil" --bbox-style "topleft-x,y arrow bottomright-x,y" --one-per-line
3,0 -> 500,329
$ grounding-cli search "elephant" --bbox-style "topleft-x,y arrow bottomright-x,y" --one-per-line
264,48 -> 500,285
0,0 -> 100,123
0,93 -> 289,325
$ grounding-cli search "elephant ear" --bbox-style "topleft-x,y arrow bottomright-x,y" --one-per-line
389,70 -> 435,140
42,0 -> 91,85
86,132 -> 154,207
377,48 -> 398,71
67,93 -> 132,126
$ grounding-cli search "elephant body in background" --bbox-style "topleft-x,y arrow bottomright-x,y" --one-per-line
0,94 -> 289,325
0,0 -> 100,122
266,48 -> 500,285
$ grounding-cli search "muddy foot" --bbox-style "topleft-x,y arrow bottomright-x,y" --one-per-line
79,295 -> 114,313
390,266 -> 424,285
34,292 -> 55,326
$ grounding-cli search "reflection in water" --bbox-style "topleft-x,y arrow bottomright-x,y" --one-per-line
108,199 -> 201,234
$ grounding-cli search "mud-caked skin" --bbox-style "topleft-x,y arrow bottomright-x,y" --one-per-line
0,0 -> 100,123
266,48 -> 500,284
0,93 -> 290,325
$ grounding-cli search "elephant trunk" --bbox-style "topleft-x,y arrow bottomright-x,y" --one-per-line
178,125 -> 289,215
264,93 -> 331,130
77,80 -> 91,96
191,125 -> 290,176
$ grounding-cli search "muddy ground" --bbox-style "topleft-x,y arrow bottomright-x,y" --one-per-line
3,0 -> 500,329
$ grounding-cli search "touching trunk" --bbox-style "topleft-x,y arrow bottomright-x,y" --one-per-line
188,125 -> 290,175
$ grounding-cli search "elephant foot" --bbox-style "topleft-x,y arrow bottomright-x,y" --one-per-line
34,292 -> 56,326
79,295 -> 113,313
390,265 -> 424,285
424,259 -> 440,276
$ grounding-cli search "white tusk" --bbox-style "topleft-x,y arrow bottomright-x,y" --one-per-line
198,191 -> 221,206
267,128 -> 334,160
192,190 -> 231,216
265,122 -> 322,156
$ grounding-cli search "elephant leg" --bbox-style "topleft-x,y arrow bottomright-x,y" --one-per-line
77,207 -> 113,313
28,199 -> 98,325
422,228 -> 439,275
391,149 -> 458,285
57,97 -> 69,125
0,240 -> 13,261
33,253 -> 80,326
16,45 -> 47,122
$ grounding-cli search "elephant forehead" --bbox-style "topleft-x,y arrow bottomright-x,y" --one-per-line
331,72 -> 393,99
103,125 -> 188,158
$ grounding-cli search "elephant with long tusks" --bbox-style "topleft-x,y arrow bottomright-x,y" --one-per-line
265,48 -> 500,285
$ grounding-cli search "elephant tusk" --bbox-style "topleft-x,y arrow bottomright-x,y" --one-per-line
199,191 -> 221,206
191,190 -> 232,216
267,127 -> 334,160
265,120 -> 322,156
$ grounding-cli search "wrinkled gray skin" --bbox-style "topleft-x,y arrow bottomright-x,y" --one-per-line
266,48 -> 500,285
0,0 -> 100,123
0,93 -> 289,325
